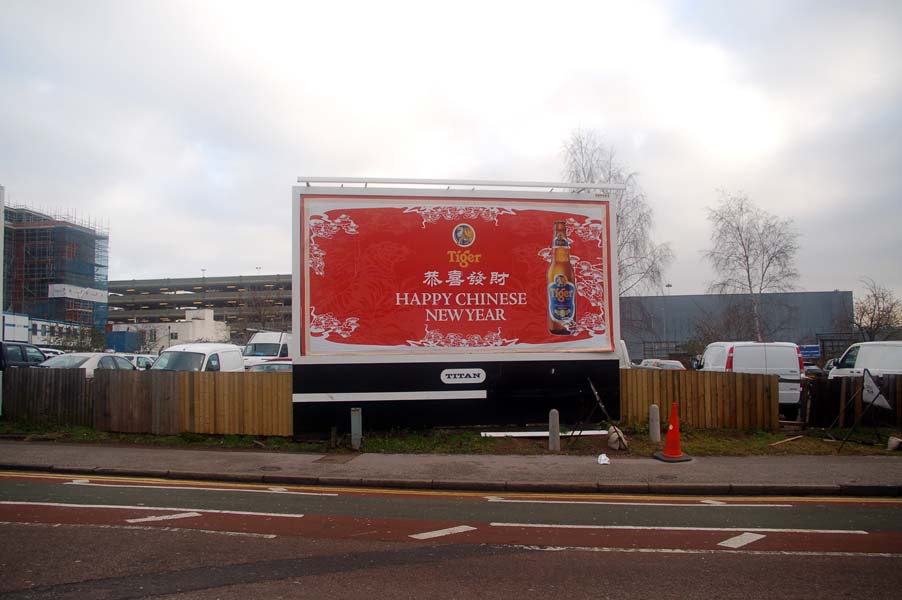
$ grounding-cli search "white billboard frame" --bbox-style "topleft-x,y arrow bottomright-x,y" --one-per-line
291,178 -> 621,367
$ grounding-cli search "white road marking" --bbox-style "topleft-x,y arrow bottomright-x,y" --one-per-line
1,501 -> 305,519
1,520 -> 277,539
64,479 -> 336,497
126,511 -> 202,524
718,532 -> 766,548
510,544 -> 902,558
483,496 -> 791,508
409,525 -> 477,540
490,522 -> 868,534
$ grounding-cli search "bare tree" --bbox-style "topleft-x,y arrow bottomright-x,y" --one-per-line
704,191 -> 800,342
562,129 -> 674,296
852,278 -> 902,341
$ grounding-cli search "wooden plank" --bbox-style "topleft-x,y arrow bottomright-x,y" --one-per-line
854,377 -> 863,424
839,377 -> 847,428
770,375 -> 780,431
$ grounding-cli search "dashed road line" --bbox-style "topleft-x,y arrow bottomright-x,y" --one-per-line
64,479 -> 337,496
1,501 -> 305,518
483,496 -> 792,508
510,544 -> 902,558
490,522 -> 868,534
126,511 -> 202,524
409,525 -> 477,540
1,520 -> 277,539
718,532 -> 767,548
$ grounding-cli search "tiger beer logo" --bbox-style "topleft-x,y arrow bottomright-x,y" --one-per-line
452,223 -> 476,247
552,286 -> 573,302
549,275 -> 576,321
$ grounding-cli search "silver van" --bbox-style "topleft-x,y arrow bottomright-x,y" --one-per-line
697,341 -> 803,419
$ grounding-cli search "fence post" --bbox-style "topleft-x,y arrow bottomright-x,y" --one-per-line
350,407 -> 362,450
649,403 -> 661,443
549,409 -> 560,452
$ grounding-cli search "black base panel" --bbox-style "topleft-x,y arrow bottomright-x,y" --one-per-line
292,359 -> 620,433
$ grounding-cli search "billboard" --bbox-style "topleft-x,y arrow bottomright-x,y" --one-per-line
297,195 -> 614,358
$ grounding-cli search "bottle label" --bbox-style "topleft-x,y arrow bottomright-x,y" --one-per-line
548,276 -> 576,322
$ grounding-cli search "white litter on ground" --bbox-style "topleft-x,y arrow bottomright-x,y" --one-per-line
480,430 -> 608,438
597,454 -> 611,465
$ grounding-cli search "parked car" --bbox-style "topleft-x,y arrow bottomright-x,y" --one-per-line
802,362 -> 825,380
639,359 -> 686,370
152,343 -> 245,372
242,332 -> 291,369
37,347 -> 65,358
37,352 -> 136,378
828,341 -> 902,380
696,341 -> 803,419
0,341 -> 47,371
117,353 -> 157,370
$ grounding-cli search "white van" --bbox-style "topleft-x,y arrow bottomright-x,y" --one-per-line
828,341 -> 902,380
697,341 -> 803,418
243,331 -> 291,369
151,343 -> 245,372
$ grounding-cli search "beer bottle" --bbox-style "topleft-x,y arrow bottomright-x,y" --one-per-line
547,220 -> 576,335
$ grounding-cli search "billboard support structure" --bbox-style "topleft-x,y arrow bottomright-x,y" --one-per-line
292,178 -> 624,431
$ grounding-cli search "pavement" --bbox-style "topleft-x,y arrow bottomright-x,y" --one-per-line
2,441 -> 902,496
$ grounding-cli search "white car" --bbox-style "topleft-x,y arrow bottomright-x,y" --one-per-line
639,359 -> 686,370
828,341 -> 902,380
38,352 -> 136,378
37,347 -> 66,358
116,353 -> 157,370
152,343 -> 245,372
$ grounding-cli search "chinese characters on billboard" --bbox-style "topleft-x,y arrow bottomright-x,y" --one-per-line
299,196 -> 613,356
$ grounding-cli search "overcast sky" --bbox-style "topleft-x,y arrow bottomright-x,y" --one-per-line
2,0 -> 900,300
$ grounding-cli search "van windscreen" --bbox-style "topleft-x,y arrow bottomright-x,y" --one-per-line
152,351 -> 204,371
243,343 -> 280,357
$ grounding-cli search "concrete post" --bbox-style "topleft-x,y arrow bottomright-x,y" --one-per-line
649,404 -> 661,443
350,407 -> 362,450
549,409 -> 560,452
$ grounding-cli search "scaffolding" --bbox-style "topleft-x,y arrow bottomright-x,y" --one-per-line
3,202 -> 109,330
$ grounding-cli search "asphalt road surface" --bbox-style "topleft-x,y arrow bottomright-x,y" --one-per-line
2,471 -> 901,599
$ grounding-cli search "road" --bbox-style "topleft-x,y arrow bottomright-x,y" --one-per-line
1,470 -> 901,599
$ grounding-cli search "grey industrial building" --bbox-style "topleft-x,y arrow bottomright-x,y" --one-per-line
621,290 -> 856,362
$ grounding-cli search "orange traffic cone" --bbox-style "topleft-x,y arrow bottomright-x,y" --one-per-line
653,401 -> 692,463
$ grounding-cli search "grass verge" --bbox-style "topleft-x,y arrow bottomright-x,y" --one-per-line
1,419 -> 900,456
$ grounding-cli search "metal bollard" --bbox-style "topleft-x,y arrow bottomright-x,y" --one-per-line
649,404 -> 661,443
549,409 -> 560,452
350,407 -> 362,450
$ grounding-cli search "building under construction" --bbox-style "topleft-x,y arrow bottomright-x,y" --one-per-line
3,202 -> 109,331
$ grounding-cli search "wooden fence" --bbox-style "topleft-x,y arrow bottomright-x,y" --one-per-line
2,368 -> 94,427
620,369 -> 780,431
3,369 -> 293,436
4,367 -> 784,434
807,375 -> 902,429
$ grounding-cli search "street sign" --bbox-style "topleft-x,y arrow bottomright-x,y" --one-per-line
799,344 -> 820,359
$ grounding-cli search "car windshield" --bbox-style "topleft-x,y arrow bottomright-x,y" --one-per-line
151,351 -> 205,371
40,355 -> 90,368
243,343 -> 280,357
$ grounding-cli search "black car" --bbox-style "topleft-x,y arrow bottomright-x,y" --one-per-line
0,341 -> 47,370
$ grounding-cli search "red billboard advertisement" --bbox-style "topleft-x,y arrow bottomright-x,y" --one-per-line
298,195 -> 614,356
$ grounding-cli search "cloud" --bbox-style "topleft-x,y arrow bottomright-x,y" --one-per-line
0,0 -> 899,302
